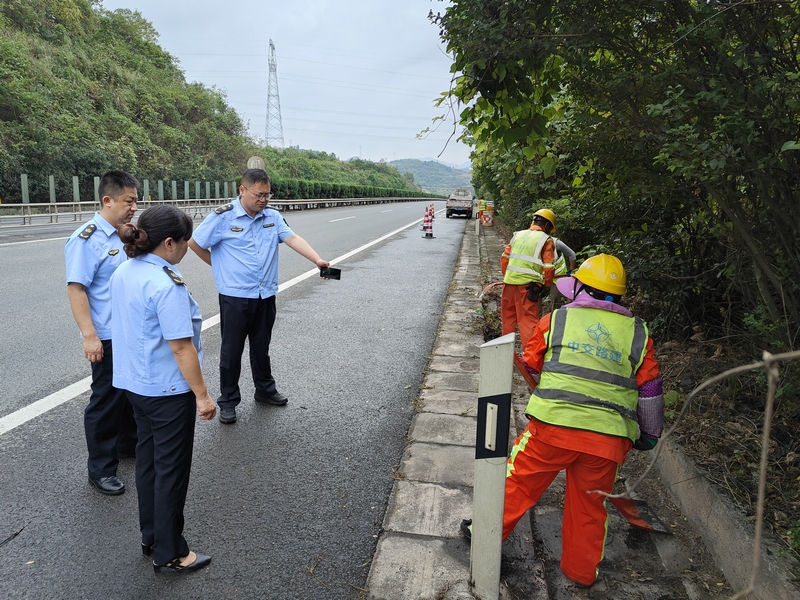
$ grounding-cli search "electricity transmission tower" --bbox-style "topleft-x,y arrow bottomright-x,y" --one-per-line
265,39 -> 285,148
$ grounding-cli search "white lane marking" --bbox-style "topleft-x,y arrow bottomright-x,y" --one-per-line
0,236 -> 69,247
0,216 -> 425,436
0,377 -> 92,436
329,216 -> 355,222
380,210 -> 392,213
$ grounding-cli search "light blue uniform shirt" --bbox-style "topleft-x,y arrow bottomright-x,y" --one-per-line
110,254 -> 203,397
64,213 -> 126,340
191,198 -> 294,299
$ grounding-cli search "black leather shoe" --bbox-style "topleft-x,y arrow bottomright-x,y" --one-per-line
154,552 -> 212,573
142,543 -> 153,556
460,518 -> 472,540
88,475 -> 125,495
255,391 -> 288,406
218,407 -> 236,424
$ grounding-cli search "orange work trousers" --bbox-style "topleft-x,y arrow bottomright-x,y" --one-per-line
503,422 -> 619,586
501,283 -> 540,349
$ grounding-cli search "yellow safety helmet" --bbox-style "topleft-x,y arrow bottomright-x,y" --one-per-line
532,208 -> 556,232
574,254 -> 627,296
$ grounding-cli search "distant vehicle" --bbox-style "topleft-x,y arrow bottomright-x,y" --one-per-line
446,187 -> 474,219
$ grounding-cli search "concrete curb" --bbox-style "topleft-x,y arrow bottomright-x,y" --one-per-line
366,221 -> 538,600
655,438 -> 800,599
366,220 -> 481,600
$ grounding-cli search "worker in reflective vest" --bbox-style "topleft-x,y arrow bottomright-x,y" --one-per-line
500,208 -> 560,348
478,198 -> 487,221
465,254 -> 665,587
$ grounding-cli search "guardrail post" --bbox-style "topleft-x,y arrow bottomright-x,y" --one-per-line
470,332 -> 515,600
49,175 -> 56,203
158,180 -> 164,201
224,182 -> 229,197
205,181 -> 210,199
171,181 -> 177,201
21,174 -> 29,204
184,181 -> 189,200
94,177 -> 100,203
195,181 -> 200,199
143,180 -> 150,202
72,176 -> 80,202
215,182 -> 220,199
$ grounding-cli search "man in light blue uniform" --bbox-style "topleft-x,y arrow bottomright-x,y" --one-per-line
65,170 -> 139,495
189,168 -> 330,424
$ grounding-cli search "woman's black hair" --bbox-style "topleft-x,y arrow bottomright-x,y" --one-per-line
118,205 -> 193,258
576,281 -> 622,304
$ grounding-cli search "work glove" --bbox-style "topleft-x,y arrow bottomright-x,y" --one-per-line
633,435 -> 658,451
526,283 -> 544,302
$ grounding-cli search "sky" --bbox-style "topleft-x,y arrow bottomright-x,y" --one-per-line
99,0 -> 472,168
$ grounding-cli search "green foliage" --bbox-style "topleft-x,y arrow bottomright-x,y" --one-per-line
261,148 -> 423,193
788,520 -> 800,556
433,0 -> 800,350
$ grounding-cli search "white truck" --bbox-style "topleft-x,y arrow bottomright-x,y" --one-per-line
446,187 -> 474,219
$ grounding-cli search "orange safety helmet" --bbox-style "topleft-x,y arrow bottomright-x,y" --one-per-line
574,254 -> 627,296
531,208 -> 556,232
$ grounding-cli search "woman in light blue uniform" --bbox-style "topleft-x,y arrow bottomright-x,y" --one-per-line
110,205 -> 216,573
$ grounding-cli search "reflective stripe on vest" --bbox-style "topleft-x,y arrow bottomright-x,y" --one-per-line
504,229 -> 550,285
525,307 -> 648,441
553,251 -> 567,276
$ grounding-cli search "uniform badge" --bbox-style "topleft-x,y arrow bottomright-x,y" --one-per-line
231,227 -> 243,232
108,249 -> 120,256
78,224 -> 97,239
214,203 -> 234,214
162,266 -> 185,285
263,223 -> 275,228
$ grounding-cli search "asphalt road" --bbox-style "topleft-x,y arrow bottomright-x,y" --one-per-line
0,200 -> 466,599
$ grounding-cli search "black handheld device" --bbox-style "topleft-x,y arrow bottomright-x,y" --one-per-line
320,267 -> 341,280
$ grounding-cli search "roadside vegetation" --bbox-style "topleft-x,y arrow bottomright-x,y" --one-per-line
0,1 -> 424,203
433,0 -> 800,560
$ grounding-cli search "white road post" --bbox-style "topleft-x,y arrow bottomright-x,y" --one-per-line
471,332 -> 515,599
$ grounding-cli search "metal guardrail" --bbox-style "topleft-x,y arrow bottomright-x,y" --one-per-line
0,196 -> 437,226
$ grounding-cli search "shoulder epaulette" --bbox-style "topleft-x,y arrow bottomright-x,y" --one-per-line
214,203 -> 234,215
78,224 -> 97,240
163,266 -> 185,286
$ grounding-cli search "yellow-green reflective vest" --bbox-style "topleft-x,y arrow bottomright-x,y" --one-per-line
525,307 -> 649,441
503,229 -> 554,285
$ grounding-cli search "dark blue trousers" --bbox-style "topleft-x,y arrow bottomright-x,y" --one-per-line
218,294 -> 277,409
128,390 -> 196,566
85,340 -> 138,478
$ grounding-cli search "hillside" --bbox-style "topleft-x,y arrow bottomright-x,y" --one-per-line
261,148 -> 421,191
389,159 -> 473,196
0,1 -> 422,202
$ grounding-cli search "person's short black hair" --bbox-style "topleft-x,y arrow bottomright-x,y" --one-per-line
241,168 -> 270,187
532,215 -> 552,229
98,170 -> 139,200
118,205 -> 193,258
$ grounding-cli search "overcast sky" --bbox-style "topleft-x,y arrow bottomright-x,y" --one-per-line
99,0 -> 472,168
